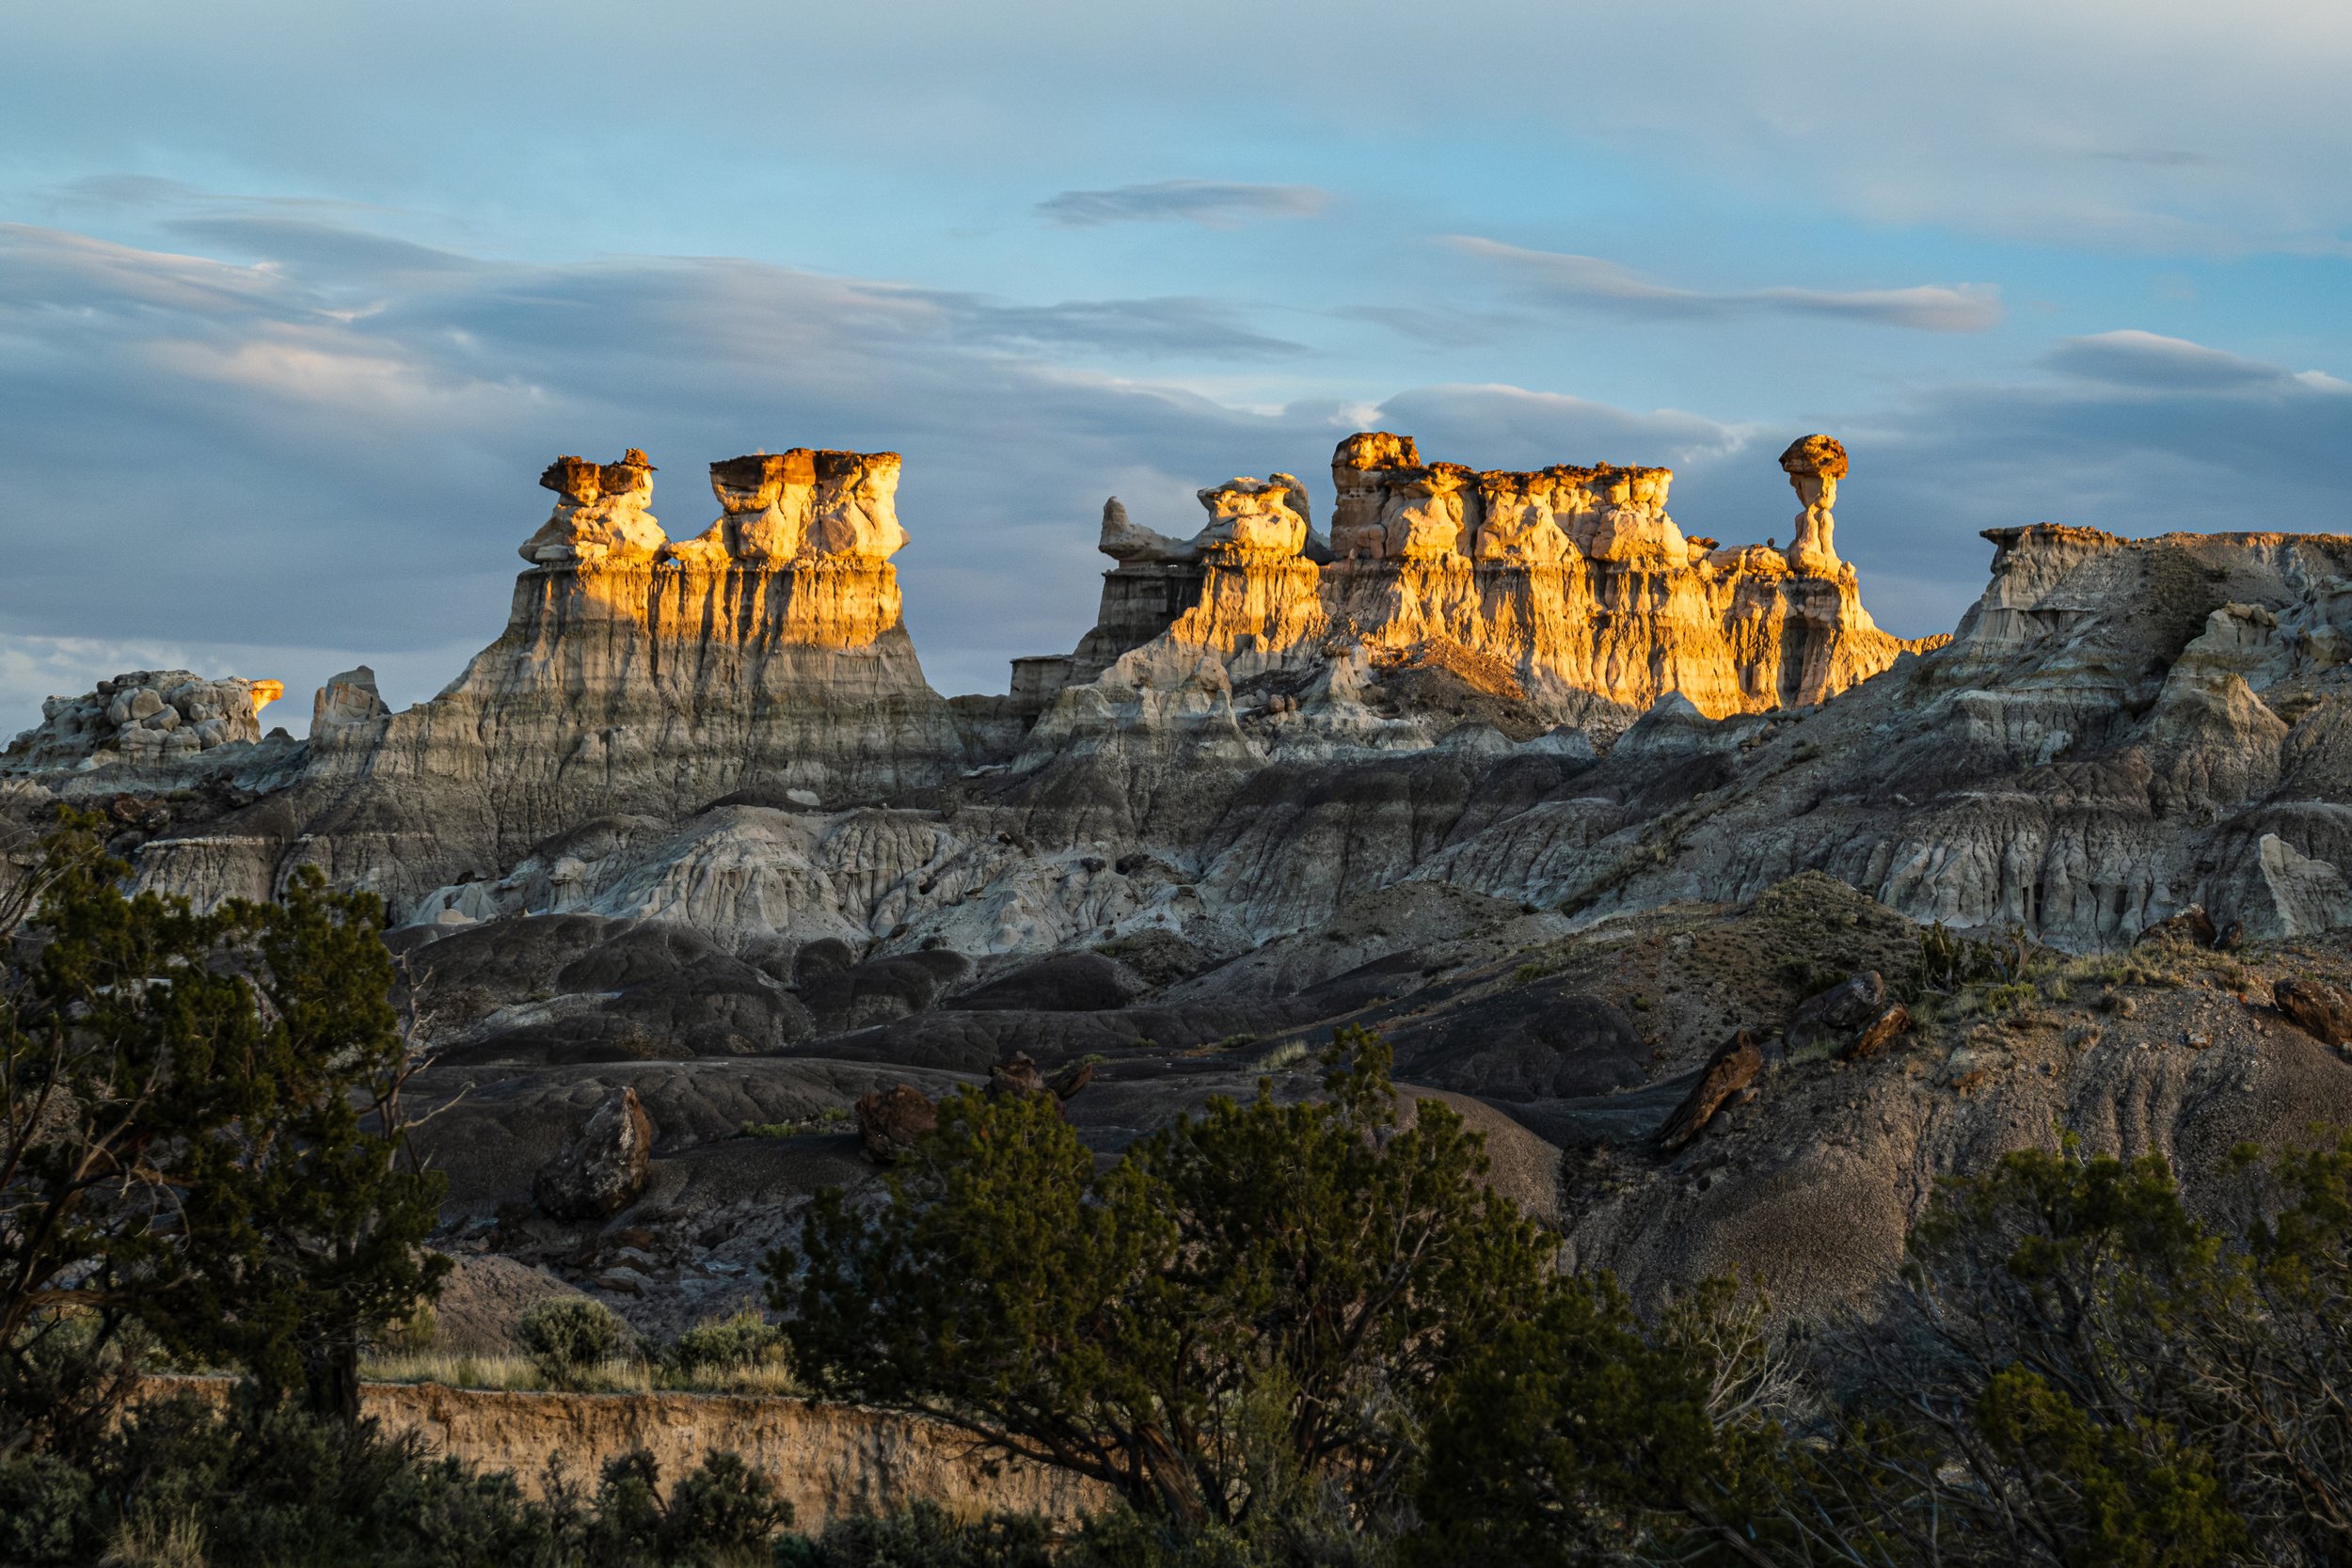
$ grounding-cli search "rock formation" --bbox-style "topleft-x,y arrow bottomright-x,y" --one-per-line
7,415 -> 2347,1345
125,445 -> 960,911
520,450 -> 667,566
311,666 -> 389,736
660,449 -> 914,569
2,670 -> 283,775
1784,972 -> 1887,1061
2275,977 -> 2352,1047
1655,1031 -> 1760,1152
30,417 -> 2351,979
855,1084 -> 939,1162
532,1085 -> 655,1220
1019,431 -> 1935,737
1778,434 -> 1847,576
1194,475 -> 1317,557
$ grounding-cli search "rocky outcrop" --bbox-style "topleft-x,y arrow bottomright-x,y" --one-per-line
2275,977 -> 2352,1047
1778,433 -> 1847,576
1014,432 -> 1935,736
664,450 -> 912,568
311,666 -> 389,736
149,1378 -> 1103,1526
1424,525 -> 2352,951
520,451 -> 667,566
1655,1031 -> 1760,1152
129,447 -> 961,913
854,1084 -> 938,1162
3,670 -> 283,774
53,420 -> 2352,967
1784,972 -> 1887,1061
532,1085 -> 655,1220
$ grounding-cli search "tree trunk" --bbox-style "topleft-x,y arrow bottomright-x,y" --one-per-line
306,1338 -> 361,1424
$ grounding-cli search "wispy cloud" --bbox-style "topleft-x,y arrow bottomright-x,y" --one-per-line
903,290 -> 1309,358
2046,329 -> 2352,394
1329,304 -> 1518,349
5,212 -> 2348,738
1037,180 -> 1329,229
1450,237 -> 2004,333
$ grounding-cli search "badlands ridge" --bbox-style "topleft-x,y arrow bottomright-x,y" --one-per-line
7,430 -> 1937,942
9,426 -> 2352,1323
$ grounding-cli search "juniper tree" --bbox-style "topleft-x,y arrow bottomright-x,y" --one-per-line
0,813 -> 444,1440
776,1028 -> 1549,1529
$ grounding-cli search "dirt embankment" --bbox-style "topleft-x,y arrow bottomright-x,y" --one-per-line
143,1379 -> 1105,1526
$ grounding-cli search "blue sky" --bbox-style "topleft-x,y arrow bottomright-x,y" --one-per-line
4,0 -> 2349,731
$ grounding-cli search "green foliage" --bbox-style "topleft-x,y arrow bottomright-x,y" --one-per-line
568,1447 -> 796,1566
665,1307 -> 789,1378
777,1026 -> 1547,1529
742,1107 -> 853,1139
1408,1275 -> 1801,1566
0,1386 -> 798,1567
0,812 -> 446,1433
774,1499 -> 1057,1568
1907,920 -> 2032,1000
518,1297 -> 634,1388
0,1449 -> 93,1564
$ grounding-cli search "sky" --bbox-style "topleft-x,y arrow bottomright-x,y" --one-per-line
4,0 -> 2350,735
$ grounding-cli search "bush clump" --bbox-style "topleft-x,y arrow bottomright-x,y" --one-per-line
665,1308 -> 790,1379
517,1297 -> 634,1389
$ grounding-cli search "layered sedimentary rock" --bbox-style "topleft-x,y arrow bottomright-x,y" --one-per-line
1024,431 -> 1935,735
2,670 -> 284,774
56,419 -> 2352,965
135,449 -> 960,911
311,667 -> 389,736
1414,524 -> 2352,948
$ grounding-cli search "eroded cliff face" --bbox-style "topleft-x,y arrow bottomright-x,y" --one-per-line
1415,524 -> 2352,949
135,450 -> 961,911
1024,431 -> 1935,747
47,424 -> 2352,962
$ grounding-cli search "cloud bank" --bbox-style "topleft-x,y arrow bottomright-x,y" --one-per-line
1451,238 -> 2005,332
0,214 -> 2344,746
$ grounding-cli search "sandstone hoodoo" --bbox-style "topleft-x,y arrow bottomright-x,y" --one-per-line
128,443 -> 962,911
1017,429 -> 1937,733
40,419 -> 2352,975
1778,432 -> 1850,577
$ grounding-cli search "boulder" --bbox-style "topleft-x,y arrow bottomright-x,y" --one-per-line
1656,1031 -> 1762,1153
1844,1004 -> 1912,1062
855,1084 -> 938,1162
2275,977 -> 2352,1047
2137,906 -> 2219,949
1786,972 -> 1886,1058
986,1053 -> 1047,1099
532,1087 -> 655,1220
983,1052 -> 1094,1105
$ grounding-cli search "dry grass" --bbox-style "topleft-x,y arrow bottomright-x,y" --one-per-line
359,1350 -> 803,1398
1254,1040 -> 1311,1073
101,1512 -> 210,1568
